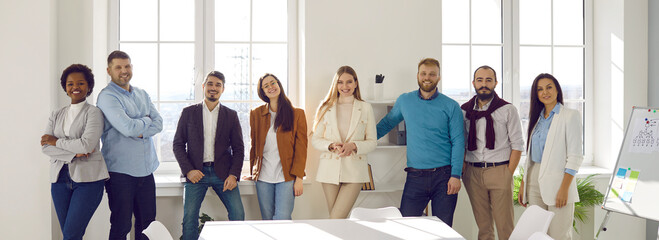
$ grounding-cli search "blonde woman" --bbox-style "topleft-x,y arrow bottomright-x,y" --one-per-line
311,66 -> 377,219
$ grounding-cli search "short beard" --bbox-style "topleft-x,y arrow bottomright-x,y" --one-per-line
418,81 -> 438,93
206,96 -> 218,102
476,88 -> 494,101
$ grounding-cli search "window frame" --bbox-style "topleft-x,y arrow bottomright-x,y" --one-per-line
108,0 -> 299,174
441,0 -> 593,164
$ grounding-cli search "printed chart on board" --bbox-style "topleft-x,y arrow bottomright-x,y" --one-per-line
628,117 -> 659,153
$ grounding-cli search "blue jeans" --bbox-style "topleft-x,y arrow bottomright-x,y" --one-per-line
105,172 -> 156,240
182,166 -> 245,240
255,180 -> 295,220
399,165 -> 458,226
51,165 -> 104,240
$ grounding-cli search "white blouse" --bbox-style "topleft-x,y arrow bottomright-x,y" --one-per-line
259,109 -> 285,183
64,101 -> 85,137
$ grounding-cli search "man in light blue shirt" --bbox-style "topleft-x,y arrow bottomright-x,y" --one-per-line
97,50 -> 162,240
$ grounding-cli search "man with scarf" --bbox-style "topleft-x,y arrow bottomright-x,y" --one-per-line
461,65 -> 524,240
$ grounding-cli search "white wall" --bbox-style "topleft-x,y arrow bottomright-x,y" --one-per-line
0,0 -> 55,239
593,0 -> 648,169
591,0 -> 648,239
650,0 -> 659,109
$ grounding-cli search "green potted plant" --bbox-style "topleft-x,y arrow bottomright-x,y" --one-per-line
180,213 -> 215,240
513,169 -> 604,232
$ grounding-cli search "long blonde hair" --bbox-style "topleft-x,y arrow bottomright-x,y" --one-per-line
311,66 -> 363,133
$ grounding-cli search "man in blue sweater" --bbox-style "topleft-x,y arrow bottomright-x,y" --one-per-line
377,58 -> 465,226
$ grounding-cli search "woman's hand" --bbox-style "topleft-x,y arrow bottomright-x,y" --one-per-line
40,134 -> 58,146
555,172 -> 575,208
329,142 -> 342,153
518,180 -> 527,207
294,177 -> 303,196
555,185 -> 569,208
338,142 -> 357,157
74,149 -> 95,158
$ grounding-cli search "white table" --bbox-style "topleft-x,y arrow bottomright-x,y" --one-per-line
199,216 -> 465,240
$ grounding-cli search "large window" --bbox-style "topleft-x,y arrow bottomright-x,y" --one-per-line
111,0 -> 294,169
442,0 -> 589,159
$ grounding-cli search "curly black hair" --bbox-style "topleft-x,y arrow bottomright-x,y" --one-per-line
60,64 -> 95,96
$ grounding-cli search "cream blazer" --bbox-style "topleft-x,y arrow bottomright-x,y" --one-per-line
42,103 -> 109,183
522,105 -> 583,205
312,100 -> 377,184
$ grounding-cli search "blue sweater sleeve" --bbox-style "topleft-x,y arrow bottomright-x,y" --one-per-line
376,95 -> 405,139
448,102 -> 465,178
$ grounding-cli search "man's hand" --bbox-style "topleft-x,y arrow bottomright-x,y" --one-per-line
294,177 -> 303,196
223,175 -> 237,192
186,170 -> 205,184
40,134 -> 58,146
447,177 -> 461,195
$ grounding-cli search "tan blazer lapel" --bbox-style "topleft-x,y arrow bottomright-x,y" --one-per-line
328,105 -> 341,142
345,101 -> 363,141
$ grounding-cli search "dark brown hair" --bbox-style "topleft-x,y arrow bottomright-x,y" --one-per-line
107,50 -> 131,65
258,73 -> 294,132
526,73 -> 564,150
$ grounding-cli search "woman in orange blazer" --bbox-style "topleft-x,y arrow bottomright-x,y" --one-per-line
249,73 -> 308,220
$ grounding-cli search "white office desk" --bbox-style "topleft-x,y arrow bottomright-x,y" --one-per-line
199,216 -> 465,240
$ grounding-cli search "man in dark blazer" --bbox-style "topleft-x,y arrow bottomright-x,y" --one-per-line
173,71 -> 245,240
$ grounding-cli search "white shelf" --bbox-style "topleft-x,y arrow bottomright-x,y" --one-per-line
366,99 -> 396,105
376,142 -> 407,149
361,184 -> 404,193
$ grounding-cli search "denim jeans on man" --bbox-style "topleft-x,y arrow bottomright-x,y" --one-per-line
182,166 -> 245,240
51,165 -> 104,240
255,180 -> 295,220
399,165 -> 458,226
105,172 -> 156,240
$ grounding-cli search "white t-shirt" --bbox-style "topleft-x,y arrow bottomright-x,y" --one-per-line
259,110 -> 285,183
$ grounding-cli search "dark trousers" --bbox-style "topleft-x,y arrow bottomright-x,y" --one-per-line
399,165 -> 458,226
51,166 -> 105,240
105,172 -> 156,240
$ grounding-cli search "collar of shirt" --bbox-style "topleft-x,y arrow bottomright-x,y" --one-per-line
416,88 -> 439,101
202,100 -> 220,113
69,101 -> 85,111
539,103 -> 562,120
108,81 -> 132,96
473,98 -> 493,111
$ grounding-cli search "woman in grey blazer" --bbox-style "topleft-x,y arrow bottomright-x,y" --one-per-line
41,64 -> 109,240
